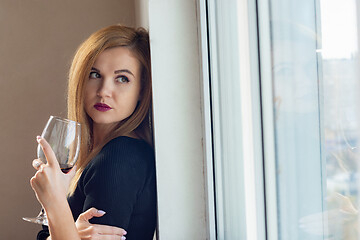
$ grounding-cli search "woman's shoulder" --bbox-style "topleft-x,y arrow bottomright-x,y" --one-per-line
79,136 -> 156,197
103,136 -> 152,152
88,136 -> 154,171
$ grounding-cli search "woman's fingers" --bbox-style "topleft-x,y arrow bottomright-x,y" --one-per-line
94,224 -> 127,236
37,136 -> 57,167
76,208 -> 127,239
80,225 -> 127,239
32,159 -> 44,170
78,228 -> 125,240
96,234 -> 125,240
78,207 -> 106,222
66,165 -> 77,179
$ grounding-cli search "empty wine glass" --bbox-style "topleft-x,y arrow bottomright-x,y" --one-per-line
23,116 -> 81,225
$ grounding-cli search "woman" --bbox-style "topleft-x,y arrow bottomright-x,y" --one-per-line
30,25 -> 157,240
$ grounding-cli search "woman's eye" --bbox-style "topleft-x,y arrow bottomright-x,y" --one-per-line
89,72 -> 100,79
273,63 -> 294,77
116,75 -> 129,83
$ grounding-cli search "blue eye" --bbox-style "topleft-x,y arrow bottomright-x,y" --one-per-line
116,75 -> 129,83
89,71 -> 101,79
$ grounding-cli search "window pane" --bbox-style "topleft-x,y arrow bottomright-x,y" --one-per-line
265,0 -> 360,239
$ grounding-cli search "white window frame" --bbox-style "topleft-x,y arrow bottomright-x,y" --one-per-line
204,0 -> 267,239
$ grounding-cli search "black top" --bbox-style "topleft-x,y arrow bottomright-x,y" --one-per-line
37,136 -> 157,240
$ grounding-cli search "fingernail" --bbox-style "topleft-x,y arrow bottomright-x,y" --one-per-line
123,230 -> 127,235
36,136 -> 41,143
34,161 -> 41,168
97,210 -> 106,215
121,236 -> 126,240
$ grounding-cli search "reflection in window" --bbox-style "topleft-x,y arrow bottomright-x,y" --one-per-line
268,0 -> 360,239
321,0 -> 359,239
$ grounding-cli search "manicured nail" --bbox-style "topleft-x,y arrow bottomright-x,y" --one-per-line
97,210 -> 106,215
36,136 -> 41,143
123,230 -> 127,235
121,236 -> 126,240
34,161 -> 41,168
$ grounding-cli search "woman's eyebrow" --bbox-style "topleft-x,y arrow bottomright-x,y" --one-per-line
114,69 -> 135,77
91,67 -> 135,77
91,67 -> 100,72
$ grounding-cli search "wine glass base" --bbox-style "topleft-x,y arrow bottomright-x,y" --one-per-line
22,216 -> 48,226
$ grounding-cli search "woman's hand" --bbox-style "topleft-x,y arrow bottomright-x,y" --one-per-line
30,136 -> 76,209
76,208 -> 127,240
31,136 -> 82,240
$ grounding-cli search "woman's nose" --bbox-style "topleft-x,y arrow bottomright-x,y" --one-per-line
97,78 -> 112,98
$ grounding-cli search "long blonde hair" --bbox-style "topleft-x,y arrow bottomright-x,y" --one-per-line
67,25 -> 152,195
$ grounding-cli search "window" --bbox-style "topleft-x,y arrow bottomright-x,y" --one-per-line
204,0 -> 360,239
264,0 -> 360,239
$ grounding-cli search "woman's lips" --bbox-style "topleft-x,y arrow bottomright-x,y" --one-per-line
94,103 -> 112,112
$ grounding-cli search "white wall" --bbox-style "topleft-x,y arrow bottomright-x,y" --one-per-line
149,0 -> 208,239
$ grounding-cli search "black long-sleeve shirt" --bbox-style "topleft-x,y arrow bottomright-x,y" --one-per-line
37,136 -> 157,240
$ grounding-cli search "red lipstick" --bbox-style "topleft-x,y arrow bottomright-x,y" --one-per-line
94,103 -> 112,112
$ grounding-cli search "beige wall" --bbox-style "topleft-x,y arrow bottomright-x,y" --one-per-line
0,0 -> 135,238
134,0 -> 149,28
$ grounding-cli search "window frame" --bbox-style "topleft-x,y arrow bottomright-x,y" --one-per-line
203,0 -> 267,238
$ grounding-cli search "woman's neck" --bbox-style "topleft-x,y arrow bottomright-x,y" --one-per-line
92,123 -> 116,148
92,123 -> 139,148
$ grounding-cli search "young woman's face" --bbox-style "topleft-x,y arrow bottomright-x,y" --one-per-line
84,47 -> 141,128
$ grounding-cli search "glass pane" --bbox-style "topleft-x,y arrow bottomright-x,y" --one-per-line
266,0 -> 360,239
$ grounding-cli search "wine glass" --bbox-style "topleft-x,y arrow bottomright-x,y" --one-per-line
23,116 -> 81,225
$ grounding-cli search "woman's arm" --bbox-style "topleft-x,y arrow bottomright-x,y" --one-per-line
79,137 -> 156,239
46,198 -> 80,240
39,208 -> 127,240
